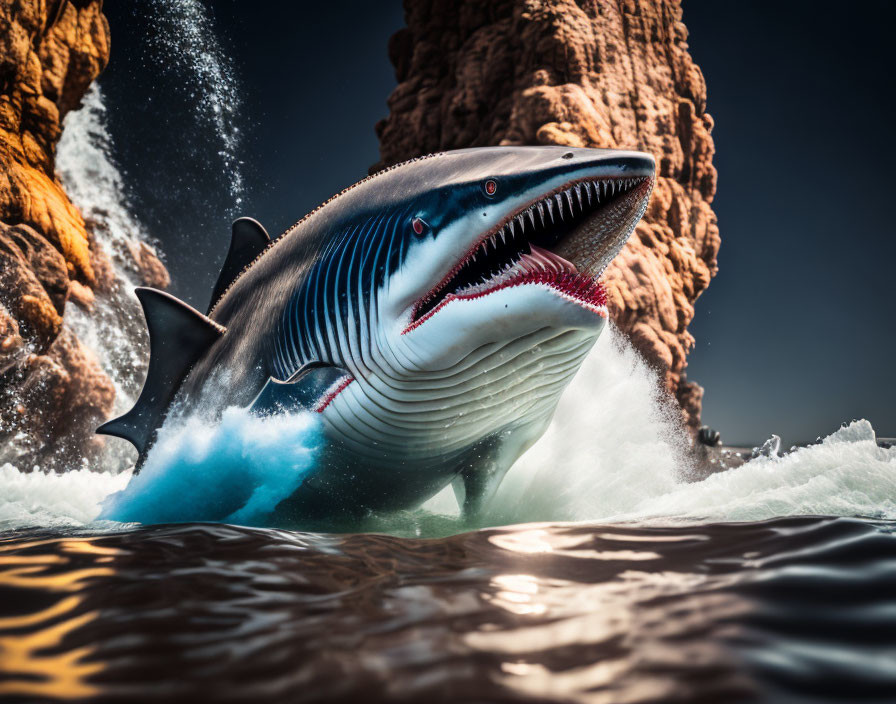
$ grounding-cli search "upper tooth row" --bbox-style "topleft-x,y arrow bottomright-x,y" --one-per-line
472,177 -> 641,257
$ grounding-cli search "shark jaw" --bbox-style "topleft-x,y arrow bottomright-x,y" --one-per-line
406,174 -> 653,333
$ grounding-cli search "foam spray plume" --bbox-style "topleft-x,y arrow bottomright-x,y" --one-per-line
142,0 -> 245,208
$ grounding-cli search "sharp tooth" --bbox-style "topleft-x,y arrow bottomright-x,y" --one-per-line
536,202 -> 546,226
527,209 -> 536,229
490,234 -> 496,248
575,184 -> 584,210
545,198 -> 555,221
471,251 -> 476,262
517,215 -> 526,235
500,227 -> 507,244
585,182 -> 594,205
565,190 -> 575,214
601,181 -> 608,198
555,194 -> 565,220
508,219 -> 516,238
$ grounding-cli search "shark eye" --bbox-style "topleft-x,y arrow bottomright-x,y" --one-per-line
412,217 -> 427,236
484,179 -> 498,197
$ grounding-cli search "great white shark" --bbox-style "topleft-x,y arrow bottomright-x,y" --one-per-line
98,146 -> 655,519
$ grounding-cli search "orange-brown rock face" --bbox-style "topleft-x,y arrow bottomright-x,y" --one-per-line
0,0 -> 167,468
375,0 -> 718,428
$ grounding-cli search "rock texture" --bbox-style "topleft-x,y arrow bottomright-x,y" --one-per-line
0,0 -> 166,468
375,0 -> 718,428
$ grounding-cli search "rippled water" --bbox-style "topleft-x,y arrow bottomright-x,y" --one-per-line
0,517 -> 894,702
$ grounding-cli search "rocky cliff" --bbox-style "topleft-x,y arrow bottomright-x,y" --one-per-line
374,0 -> 718,429
0,0 -> 166,468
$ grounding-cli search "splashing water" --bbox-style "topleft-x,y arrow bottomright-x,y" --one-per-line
402,328 -> 896,534
143,0 -> 245,207
486,330 -> 896,526
58,86 -> 156,256
488,327 -> 695,524
0,464 -> 129,531
1,326 -> 893,533
0,409 -> 321,532
100,408 -> 322,526
54,86 -> 152,472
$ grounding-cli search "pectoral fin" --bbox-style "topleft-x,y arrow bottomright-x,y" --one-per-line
249,363 -> 352,416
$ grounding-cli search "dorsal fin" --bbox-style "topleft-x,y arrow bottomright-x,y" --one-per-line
97,287 -> 225,459
208,217 -> 270,313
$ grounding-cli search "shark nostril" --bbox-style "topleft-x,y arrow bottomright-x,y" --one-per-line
562,152 -> 574,159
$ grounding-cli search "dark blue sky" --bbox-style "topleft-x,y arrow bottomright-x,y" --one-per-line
681,1 -> 896,445
99,1 -> 895,446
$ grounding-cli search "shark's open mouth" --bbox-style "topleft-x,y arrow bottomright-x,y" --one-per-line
408,175 -> 653,329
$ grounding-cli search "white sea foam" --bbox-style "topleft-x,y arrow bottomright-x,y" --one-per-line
424,327 -> 896,528
1,325 -> 892,532
0,464 -> 129,531
616,418 -> 896,524
488,327 -> 695,523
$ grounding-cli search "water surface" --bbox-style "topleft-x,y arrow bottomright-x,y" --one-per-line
0,516 -> 893,702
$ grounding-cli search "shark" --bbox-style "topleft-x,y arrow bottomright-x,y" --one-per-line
98,146 -> 655,519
